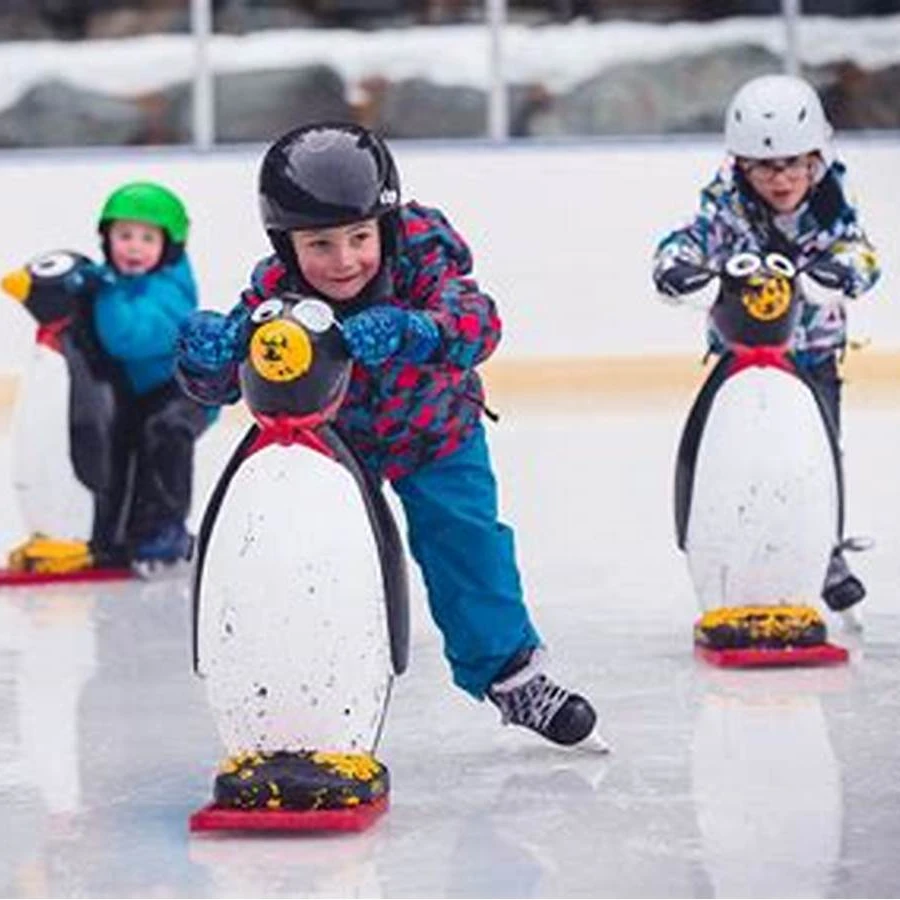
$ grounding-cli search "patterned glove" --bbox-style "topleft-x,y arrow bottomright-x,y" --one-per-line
805,258 -> 850,292
177,310 -> 246,374
63,260 -> 117,296
657,261 -> 716,298
342,306 -> 440,366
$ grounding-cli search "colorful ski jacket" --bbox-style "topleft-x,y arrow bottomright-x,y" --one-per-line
653,160 -> 880,359
94,255 -> 199,395
183,202 -> 501,482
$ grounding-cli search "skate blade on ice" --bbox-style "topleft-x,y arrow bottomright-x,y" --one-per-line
838,606 -> 864,633
132,557 -> 192,581
579,728 -> 612,755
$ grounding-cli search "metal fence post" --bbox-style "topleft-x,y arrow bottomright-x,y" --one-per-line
191,0 -> 215,150
487,0 -> 508,141
782,0 -> 801,77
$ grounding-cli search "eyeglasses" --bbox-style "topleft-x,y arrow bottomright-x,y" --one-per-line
740,155 -> 813,181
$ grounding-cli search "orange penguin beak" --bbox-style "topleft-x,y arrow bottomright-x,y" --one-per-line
1,268 -> 31,302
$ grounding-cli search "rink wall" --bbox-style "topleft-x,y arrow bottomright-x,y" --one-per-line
0,138 -> 897,401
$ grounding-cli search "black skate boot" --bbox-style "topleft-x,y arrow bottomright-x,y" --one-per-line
487,648 -> 606,749
822,548 -> 866,613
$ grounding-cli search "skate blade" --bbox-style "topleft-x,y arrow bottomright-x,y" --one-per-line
133,557 -> 192,581
838,607 -> 864,633
578,729 -> 612,755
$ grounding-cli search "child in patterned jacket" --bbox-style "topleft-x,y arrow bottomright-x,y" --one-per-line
176,122 -> 603,749
653,74 -> 881,614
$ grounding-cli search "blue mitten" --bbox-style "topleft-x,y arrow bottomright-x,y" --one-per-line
63,260 -> 117,296
177,310 -> 246,374
342,306 -> 440,366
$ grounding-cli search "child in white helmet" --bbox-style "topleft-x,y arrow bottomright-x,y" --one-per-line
652,73 -> 881,615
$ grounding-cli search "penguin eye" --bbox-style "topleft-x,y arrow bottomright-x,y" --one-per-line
291,299 -> 334,333
251,299 -> 284,324
29,251 -> 76,278
725,252 -> 762,278
765,253 -> 796,278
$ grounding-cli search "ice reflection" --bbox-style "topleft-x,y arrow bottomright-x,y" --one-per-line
0,588 -> 97,817
691,663 -> 848,898
189,826 -> 384,897
446,755 -> 611,898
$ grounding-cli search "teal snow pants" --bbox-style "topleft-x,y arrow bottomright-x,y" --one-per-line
392,423 -> 541,698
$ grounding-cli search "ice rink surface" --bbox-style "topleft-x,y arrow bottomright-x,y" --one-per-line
1,387 -> 899,899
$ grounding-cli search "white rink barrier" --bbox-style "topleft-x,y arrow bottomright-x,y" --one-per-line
0,137 -> 897,378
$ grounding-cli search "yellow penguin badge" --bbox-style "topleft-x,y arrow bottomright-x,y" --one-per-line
741,274 -> 792,322
250,320 -> 313,382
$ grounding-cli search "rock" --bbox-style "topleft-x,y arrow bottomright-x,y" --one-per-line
820,61 -> 900,130
157,65 -> 351,144
0,79 -> 146,148
368,77 -> 487,139
559,44 -> 786,135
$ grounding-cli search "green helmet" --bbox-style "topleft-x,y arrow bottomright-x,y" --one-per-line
99,182 -> 190,244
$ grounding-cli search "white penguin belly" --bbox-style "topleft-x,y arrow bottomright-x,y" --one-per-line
686,367 -> 838,609
11,346 -> 92,540
197,443 -> 392,756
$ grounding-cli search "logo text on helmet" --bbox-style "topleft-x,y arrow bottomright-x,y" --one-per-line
379,189 -> 399,206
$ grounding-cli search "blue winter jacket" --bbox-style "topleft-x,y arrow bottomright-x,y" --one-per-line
93,256 -> 198,395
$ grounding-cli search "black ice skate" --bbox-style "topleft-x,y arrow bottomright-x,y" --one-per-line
821,537 -> 871,614
488,649 -> 609,751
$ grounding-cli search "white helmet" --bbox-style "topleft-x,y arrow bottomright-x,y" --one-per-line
724,74 -> 832,159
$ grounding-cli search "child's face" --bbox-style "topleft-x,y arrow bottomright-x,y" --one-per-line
291,219 -> 381,303
108,220 -> 166,275
739,153 -> 819,214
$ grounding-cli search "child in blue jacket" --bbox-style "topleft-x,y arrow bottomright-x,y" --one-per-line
65,182 -> 211,573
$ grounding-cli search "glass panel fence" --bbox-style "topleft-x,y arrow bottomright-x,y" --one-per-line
0,0 -> 896,149
0,0 -> 193,148
208,0 -> 491,143
507,0 -> 900,139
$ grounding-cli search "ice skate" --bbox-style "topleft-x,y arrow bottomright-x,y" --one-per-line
132,521 -> 194,579
488,649 -> 609,751
821,538 -> 872,615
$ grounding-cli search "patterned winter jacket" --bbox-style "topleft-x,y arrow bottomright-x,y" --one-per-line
184,202 -> 501,482
653,160 -> 880,360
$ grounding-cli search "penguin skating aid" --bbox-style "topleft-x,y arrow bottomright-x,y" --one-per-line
673,253 -> 848,667
189,296 -> 408,833
0,252 -> 133,585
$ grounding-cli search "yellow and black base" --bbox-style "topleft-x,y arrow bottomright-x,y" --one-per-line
190,750 -> 390,833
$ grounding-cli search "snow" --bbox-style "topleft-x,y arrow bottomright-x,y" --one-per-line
1,140 -> 898,372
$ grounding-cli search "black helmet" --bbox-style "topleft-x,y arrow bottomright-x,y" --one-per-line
259,122 -> 401,274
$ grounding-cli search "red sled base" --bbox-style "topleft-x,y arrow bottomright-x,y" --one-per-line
189,794 -> 389,833
695,642 -> 849,668
0,567 -> 134,587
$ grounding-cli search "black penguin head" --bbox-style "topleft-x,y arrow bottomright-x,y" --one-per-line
238,294 -> 352,418
2,250 -> 92,325
712,252 -> 800,348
